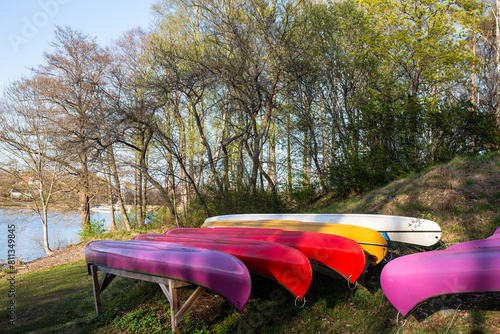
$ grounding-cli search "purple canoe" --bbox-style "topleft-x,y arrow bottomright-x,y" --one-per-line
447,227 -> 500,250
85,240 -> 251,312
490,227 -> 500,239
381,247 -> 500,317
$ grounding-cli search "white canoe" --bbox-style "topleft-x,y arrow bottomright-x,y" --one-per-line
204,214 -> 441,246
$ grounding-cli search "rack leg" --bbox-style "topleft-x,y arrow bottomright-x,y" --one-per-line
89,265 -> 102,315
159,281 -> 205,333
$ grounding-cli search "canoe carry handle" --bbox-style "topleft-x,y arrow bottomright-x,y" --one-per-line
347,274 -> 358,290
294,295 -> 306,308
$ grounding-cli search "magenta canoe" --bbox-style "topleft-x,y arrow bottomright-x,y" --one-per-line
490,227 -> 500,239
380,247 -> 500,317
85,240 -> 251,312
164,227 -> 366,283
447,239 -> 500,250
133,234 -> 313,299
447,227 -> 500,250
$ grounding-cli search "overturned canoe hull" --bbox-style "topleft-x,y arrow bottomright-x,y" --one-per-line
202,219 -> 387,265
133,234 -> 312,299
164,227 -> 366,283
85,240 -> 251,312
490,227 -> 500,239
380,247 -> 500,317
447,239 -> 500,250
447,227 -> 500,250
204,214 -> 441,246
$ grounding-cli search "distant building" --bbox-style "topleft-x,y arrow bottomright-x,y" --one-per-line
20,176 -> 40,186
10,189 -> 23,199
10,188 -> 33,200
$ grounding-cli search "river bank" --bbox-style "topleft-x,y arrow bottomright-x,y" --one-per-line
0,209 -> 115,264
9,243 -> 86,275
1,226 -> 158,276
0,202 -> 74,211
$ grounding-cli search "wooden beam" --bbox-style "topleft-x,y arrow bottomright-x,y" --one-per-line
89,265 -> 102,315
175,286 -> 206,324
99,273 -> 116,292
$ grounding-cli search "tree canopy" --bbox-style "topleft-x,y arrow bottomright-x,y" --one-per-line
0,0 -> 498,228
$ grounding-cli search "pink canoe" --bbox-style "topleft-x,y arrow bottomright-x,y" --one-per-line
447,227 -> 500,250
85,240 -> 251,312
380,247 -> 500,317
490,227 -> 500,239
164,227 -> 366,283
133,234 -> 313,300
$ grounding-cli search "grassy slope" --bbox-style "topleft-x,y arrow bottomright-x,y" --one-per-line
1,153 -> 500,333
315,153 -> 500,245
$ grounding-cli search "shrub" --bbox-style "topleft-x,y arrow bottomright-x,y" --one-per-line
78,218 -> 106,238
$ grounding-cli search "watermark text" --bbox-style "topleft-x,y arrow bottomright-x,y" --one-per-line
7,224 -> 16,325
8,0 -> 71,53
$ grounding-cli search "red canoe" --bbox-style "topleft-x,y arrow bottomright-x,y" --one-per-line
134,234 -> 313,300
163,227 -> 367,283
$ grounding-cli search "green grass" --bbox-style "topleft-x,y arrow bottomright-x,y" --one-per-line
0,259 -> 94,333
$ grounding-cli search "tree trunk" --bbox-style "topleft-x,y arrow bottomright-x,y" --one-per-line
134,160 -> 139,225
496,0 -> 500,126
303,128 -> 309,186
191,101 -> 223,194
287,113 -> 292,194
136,151 -> 144,227
268,123 -> 276,192
79,191 -> 91,232
41,197 -> 52,254
79,155 -> 92,232
108,146 -> 132,231
107,168 -> 117,230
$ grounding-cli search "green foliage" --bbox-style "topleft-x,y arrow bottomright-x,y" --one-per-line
327,95 -> 499,198
180,312 -> 211,334
209,188 -> 289,216
113,308 -> 164,333
118,209 -> 161,230
78,218 -> 106,239
289,180 -> 320,204
154,205 -> 190,227
142,212 -> 163,229
359,0 -> 483,96
182,188 -> 290,225
313,0 -> 492,198
426,100 -> 499,163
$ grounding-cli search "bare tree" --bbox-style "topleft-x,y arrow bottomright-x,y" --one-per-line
0,77 -> 66,254
496,0 -> 500,125
152,0 -> 314,194
33,26 -> 111,232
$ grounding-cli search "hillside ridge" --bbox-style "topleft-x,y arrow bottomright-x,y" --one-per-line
314,153 -> 500,244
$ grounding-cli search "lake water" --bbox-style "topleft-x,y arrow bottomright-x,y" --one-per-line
0,208 -> 114,264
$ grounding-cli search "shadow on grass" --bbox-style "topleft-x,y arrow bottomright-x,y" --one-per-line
232,273 -> 352,333
233,270 -> 401,334
412,293 -> 500,323
0,259 -> 171,334
0,260 -> 95,333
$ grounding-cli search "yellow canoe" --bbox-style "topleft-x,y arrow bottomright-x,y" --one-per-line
203,219 -> 388,265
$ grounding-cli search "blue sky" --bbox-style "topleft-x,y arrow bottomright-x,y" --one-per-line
1,0 -> 157,91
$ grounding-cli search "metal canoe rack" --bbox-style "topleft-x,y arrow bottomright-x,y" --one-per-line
88,264 -> 207,334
